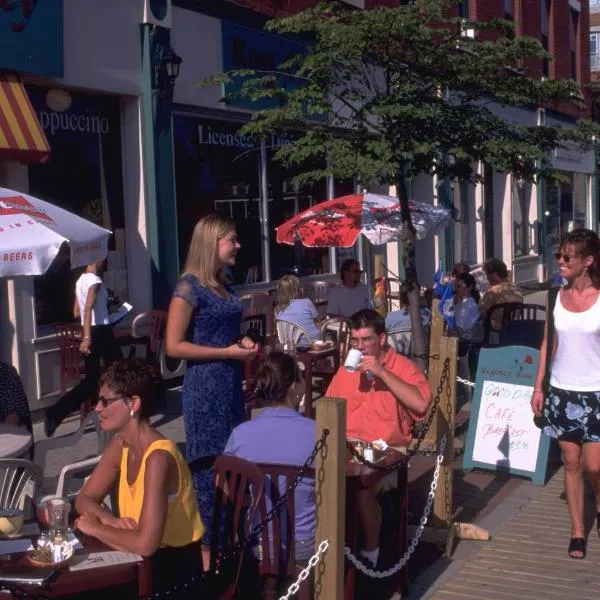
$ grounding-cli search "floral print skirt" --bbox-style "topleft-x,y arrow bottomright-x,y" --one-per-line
543,385 -> 600,443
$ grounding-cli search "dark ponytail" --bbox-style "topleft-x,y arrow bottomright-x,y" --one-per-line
255,351 -> 302,407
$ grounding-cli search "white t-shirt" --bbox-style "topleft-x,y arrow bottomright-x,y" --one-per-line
76,272 -> 110,326
326,283 -> 371,318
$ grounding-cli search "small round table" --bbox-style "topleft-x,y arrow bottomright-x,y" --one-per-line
0,423 -> 32,458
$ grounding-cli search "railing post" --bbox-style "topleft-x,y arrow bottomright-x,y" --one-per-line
419,298 -> 445,451
432,335 -> 457,529
315,397 -> 346,600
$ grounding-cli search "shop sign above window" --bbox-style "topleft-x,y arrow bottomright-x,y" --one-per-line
221,21 -> 305,110
0,0 -> 63,77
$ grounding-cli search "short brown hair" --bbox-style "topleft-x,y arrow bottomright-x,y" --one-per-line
99,358 -> 163,421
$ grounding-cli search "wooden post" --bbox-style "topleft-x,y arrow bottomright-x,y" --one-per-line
417,299 -> 445,451
432,336 -> 457,529
315,397 -> 346,600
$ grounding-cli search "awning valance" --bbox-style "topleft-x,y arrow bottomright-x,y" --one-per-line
0,72 -> 50,164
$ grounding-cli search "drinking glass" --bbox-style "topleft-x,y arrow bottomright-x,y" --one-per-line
47,498 -> 70,539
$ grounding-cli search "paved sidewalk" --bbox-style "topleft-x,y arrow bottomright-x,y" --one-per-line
416,466 -> 599,600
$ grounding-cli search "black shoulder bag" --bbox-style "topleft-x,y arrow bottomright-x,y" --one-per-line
541,286 -> 560,397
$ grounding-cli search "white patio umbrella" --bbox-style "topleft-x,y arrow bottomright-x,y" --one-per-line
0,187 -> 111,277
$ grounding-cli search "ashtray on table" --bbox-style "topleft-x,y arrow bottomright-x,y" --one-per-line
26,534 -> 74,569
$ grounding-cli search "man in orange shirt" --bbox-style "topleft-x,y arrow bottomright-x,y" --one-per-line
326,309 -> 432,567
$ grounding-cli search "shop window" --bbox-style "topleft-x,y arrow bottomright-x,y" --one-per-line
27,87 -> 127,336
173,114 -> 343,285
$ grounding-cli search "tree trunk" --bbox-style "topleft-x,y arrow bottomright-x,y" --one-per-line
397,169 -> 427,372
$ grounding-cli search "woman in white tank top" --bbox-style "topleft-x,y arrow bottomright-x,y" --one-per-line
532,229 -> 600,560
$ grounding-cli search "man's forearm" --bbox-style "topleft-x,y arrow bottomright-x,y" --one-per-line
379,369 -> 429,417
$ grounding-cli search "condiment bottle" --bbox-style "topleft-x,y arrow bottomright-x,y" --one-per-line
363,443 -> 374,463
355,441 -> 365,458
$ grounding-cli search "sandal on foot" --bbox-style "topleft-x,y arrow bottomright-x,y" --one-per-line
568,537 -> 586,559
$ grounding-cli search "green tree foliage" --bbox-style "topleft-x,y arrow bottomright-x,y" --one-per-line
205,0 -> 598,362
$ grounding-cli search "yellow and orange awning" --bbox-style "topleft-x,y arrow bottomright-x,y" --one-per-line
0,72 -> 50,164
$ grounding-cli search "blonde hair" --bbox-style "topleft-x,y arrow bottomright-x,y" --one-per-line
275,274 -> 302,314
183,214 -> 235,291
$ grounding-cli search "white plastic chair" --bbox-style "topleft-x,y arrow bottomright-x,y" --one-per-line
35,412 -> 113,502
0,459 -> 43,514
275,319 -> 311,348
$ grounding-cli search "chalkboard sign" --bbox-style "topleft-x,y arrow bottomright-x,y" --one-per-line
463,346 -> 550,485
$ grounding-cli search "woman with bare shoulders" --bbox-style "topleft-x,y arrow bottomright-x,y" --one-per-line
531,228 -> 600,560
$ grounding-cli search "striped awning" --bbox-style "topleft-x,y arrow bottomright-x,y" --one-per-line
0,72 -> 50,164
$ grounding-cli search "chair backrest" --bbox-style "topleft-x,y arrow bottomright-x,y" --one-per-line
239,293 -> 274,338
483,302 -> 545,346
255,463 -> 315,579
499,319 -> 546,349
131,310 -> 167,354
0,459 -> 43,511
320,317 -> 350,362
211,455 -> 265,597
34,410 -> 111,471
306,281 -> 330,304
276,320 -> 311,348
54,323 -> 84,390
245,266 -> 259,284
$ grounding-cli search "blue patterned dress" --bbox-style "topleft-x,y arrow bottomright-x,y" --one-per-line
173,274 -> 244,541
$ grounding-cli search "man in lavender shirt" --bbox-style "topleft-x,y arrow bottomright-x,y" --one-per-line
223,352 -> 316,560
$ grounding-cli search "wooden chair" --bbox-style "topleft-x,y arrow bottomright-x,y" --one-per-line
131,310 -> 167,363
55,322 -> 89,419
384,277 -> 402,312
211,455 -> 266,600
255,463 -> 316,600
313,317 -> 349,391
306,281 -> 331,317
54,323 -> 85,394
239,293 -> 274,340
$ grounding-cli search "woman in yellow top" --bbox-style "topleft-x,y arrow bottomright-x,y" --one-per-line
75,358 -> 204,590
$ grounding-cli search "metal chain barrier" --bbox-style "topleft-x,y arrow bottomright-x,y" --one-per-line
456,376 -> 475,388
344,433 -> 447,578
406,352 -> 440,361
277,540 -> 330,600
346,358 -> 450,471
143,429 -> 330,600
213,428 -> 329,574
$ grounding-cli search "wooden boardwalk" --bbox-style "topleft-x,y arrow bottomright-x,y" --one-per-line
428,468 -> 600,600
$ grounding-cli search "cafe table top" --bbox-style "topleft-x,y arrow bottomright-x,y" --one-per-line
345,444 -> 408,489
0,423 -> 32,459
0,532 -> 147,598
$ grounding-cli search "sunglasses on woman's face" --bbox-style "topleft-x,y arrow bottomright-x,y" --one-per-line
97,395 -> 127,409
554,253 -> 576,263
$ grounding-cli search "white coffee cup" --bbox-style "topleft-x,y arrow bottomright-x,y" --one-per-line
344,348 -> 363,372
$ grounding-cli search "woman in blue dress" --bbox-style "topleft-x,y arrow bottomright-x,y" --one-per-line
165,214 -> 258,567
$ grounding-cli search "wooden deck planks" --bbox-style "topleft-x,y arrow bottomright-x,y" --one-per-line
427,468 -> 600,600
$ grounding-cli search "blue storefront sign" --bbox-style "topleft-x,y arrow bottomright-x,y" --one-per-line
221,20 -> 305,110
0,0 -> 63,77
